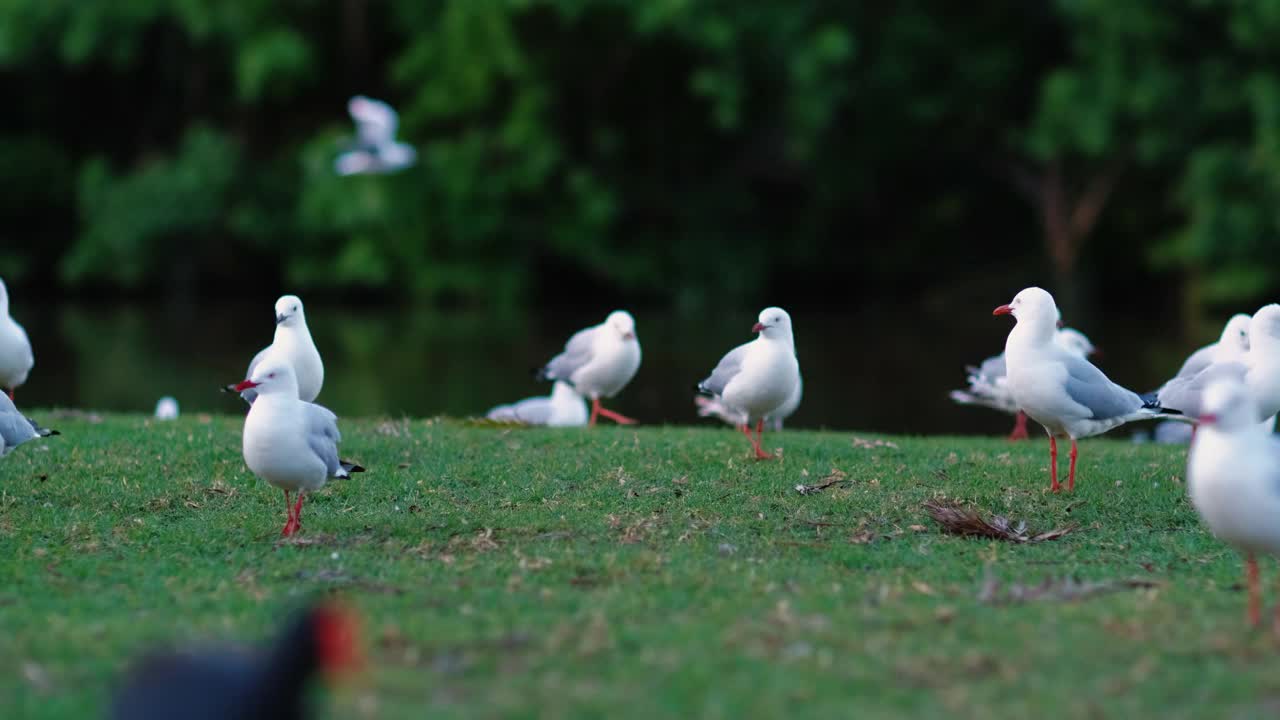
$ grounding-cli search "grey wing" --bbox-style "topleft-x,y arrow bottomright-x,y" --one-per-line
240,346 -> 272,404
1157,362 -> 1247,416
0,408 -> 38,451
305,403 -> 344,477
699,344 -> 749,397
542,327 -> 596,382
1061,355 -> 1143,420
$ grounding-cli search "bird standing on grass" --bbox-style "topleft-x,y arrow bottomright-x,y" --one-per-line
697,374 -> 802,431
0,278 -> 34,401
697,307 -> 801,460
236,362 -> 363,537
537,311 -> 642,426
0,392 -> 57,456
994,287 -> 1184,492
111,602 -> 360,720
951,326 -> 1097,440
227,295 -> 324,404
1187,379 -> 1280,631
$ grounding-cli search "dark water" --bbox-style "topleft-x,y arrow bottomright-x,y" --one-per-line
14,300 -> 1198,435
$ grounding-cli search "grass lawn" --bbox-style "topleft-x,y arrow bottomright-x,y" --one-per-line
2,414 -> 1278,719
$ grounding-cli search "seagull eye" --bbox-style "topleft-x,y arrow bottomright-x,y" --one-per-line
269,372 -> 276,378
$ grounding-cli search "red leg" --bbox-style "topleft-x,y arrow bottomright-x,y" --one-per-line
1007,411 -> 1030,441
1067,439 -> 1078,492
1048,436 -> 1060,493
589,398 -> 600,427
1248,553 -> 1261,627
596,405 -> 638,425
753,418 -> 772,460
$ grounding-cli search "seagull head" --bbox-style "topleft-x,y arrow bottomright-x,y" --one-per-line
993,287 -> 1058,332
234,362 -> 299,397
1224,313 -> 1252,353
1054,328 -> 1097,358
1199,378 -> 1258,431
607,311 -> 637,341
275,295 -> 305,327
752,307 -> 793,341
1249,304 -> 1280,351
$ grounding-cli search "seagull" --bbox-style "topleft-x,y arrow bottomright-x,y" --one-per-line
0,392 -> 57,456
226,295 -> 324,404
536,311 -> 642,426
697,307 -> 801,460
334,96 -> 417,176
486,381 -> 589,427
950,326 -> 1097,440
235,362 -> 363,537
1174,313 -> 1251,380
1186,378 -> 1280,630
995,287 -> 1183,492
154,397 -> 179,421
1151,305 -> 1280,425
0,278 -> 34,400
696,374 -> 802,431
111,602 -> 360,720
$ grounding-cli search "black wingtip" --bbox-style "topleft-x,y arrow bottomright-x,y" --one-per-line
1139,392 -> 1160,409
220,384 -> 237,394
341,461 -> 365,474
43,429 -> 60,437
533,366 -> 552,382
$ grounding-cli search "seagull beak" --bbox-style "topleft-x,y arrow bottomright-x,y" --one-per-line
1090,346 -> 1103,358
1198,413 -> 1218,425
752,322 -> 766,333
992,305 -> 1013,316
233,379 -> 260,392
622,331 -> 635,340
1056,319 -> 1064,329
276,313 -> 288,324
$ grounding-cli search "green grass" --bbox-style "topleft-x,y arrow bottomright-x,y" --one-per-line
2,415 -> 1277,719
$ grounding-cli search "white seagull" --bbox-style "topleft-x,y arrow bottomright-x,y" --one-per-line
235,362 -> 363,537
226,295 -> 324,404
1187,378 -> 1280,629
697,307 -> 801,460
334,96 -> 417,176
950,326 -> 1097,440
1152,305 -> 1280,425
0,278 -> 34,399
0,392 -> 57,456
486,381 -> 589,427
537,311 -> 642,426
994,287 -> 1183,492
154,396 -> 179,421
1175,313 -> 1251,380
696,374 -> 802,431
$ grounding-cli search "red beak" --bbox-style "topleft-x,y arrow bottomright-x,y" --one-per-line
233,379 -> 260,392
992,305 -> 1013,316
751,322 -> 765,333
622,332 -> 635,341
1198,413 -> 1218,425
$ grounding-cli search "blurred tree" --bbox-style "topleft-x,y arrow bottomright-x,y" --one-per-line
0,0 -> 1276,315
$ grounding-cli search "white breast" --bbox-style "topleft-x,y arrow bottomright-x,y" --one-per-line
1189,433 -> 1280,554
0,317 -> 33,389
722,342 -> 800,422
572,335 -> 641,398
242,399 -> 328,492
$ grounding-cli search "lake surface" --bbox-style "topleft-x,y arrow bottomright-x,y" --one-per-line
13,299 -> 1199,436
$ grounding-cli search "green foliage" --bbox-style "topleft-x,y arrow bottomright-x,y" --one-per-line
7,1 -> 1280,306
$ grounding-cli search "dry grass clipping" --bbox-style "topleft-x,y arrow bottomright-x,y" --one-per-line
923,499 -> 1075,543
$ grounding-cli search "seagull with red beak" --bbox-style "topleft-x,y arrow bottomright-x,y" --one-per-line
536,310 -> 642,426
697,307 -> 801,460
236,362 -> 363,537
994,287 -> 1182,492
1187,378 -> 1280,632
